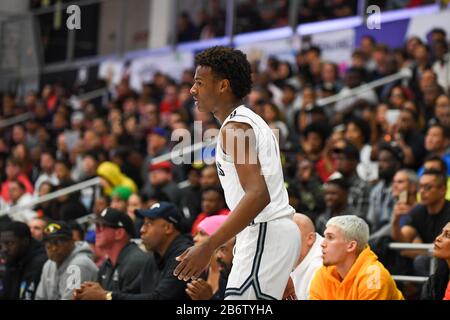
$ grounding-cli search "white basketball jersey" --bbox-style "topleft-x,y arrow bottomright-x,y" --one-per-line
215,105 -> 294,223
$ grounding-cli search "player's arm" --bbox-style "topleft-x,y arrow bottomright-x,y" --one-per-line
174,122 -> 270,281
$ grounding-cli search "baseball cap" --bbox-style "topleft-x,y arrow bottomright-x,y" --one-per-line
96,207 -> 136,238
149,127 -> 168,138
332,142 -> 360,161
43,221 -> 73,241
136,201 -> 183,231
148,161 -> 173,172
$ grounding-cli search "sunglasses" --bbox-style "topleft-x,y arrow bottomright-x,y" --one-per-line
95,222 -> 119,231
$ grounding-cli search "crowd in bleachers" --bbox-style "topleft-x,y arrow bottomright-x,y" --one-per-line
0,23 -> 450,300
176,0 -> 435,42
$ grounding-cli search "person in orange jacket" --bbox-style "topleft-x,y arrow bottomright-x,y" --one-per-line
310,215 -> 404,300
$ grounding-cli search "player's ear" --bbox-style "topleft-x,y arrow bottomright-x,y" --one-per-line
219,78 -> 231,93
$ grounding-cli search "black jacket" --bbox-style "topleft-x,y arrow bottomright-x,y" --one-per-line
97,242 -> 149,293
421,259 -> 449,300
0,239 -> 47,300
112,234 -> 193,300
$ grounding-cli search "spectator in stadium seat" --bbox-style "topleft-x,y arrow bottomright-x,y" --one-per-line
79,150 -> 103,212
433,94 -> 450,129
110,186 -> 133,212
28,217 -> 49,242
34,150 -> 59,195
126,193 -> 144,236
431,39 -> 449,94
35,221 -> 98,300
392,169 -> 450,275
421,155 -> 450,200
144,161 -> 181,207
74,202 -> 192,300
389,169 -> 419,229
344,116 -> 378,182
96,161 -> 138,197
418,123 -> 450,176
421,221 -> 450,300
75,208 -> 148,296
54,159 -> 73,183
180,166 -> 203,227
47,180 -> 88,221
187,214 -> 228,300
316,178 -> 356,235
200,165 -> 220,188
367,142 -> 403,234
1,157 -> 34,203
300,123 -> 331,180
291,159 -> 325,221
191,186 -> 229,235
394,109 -> 426,170
187,235 -> 236,301
2,180 -> 36,223
0,221 -> 47,300
332,141 -> 371,218
290,214 -> 324,300
334,67 -> 378,113
310,215 -> 404,300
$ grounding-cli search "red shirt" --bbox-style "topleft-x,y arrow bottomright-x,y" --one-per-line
1,174 -> 34,203
191,208 -> 230,236
444,280 -> 450,300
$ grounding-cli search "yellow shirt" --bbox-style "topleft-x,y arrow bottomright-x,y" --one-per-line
310,247 -> 404,300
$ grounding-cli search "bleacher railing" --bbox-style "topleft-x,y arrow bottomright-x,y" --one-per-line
388,242 -> 435,283
0,177 -> 101,217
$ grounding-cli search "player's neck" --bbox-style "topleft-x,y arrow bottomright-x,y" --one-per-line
214,101 -> 243,124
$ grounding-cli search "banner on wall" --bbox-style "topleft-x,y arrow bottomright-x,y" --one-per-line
236,37 -> 297,71
310,28 -> 355,66
406,9 -> 450,41
98,60 -> 125,89
128,51 -> 194,92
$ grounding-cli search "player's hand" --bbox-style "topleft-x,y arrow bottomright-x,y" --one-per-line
174,243 -> 214,281
186,279 -> 214,300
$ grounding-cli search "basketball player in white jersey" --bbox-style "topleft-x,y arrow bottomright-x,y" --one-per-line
174,46 -> 300,300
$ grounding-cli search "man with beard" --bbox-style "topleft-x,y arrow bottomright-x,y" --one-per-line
186,236 -> 236,300
310,215 -> 403,300
0,221 -> 47,299
366,142 -> 403,234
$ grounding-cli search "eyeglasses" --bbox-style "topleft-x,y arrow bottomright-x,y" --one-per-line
95,223 -> 118,231
419,184 -> 440,192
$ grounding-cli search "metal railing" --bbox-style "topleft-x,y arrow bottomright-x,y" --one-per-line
0,177 -> 101,217
317,68 -> 412,107
388,242 -> 435,283
0,112 -> 33,129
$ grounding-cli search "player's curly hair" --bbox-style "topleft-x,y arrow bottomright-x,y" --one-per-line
195,46 -> 252,100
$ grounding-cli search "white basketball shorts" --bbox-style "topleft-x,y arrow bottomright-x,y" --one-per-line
225,216 -> 300,300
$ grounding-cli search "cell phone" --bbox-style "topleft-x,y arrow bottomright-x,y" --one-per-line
398,190 -> 408,204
